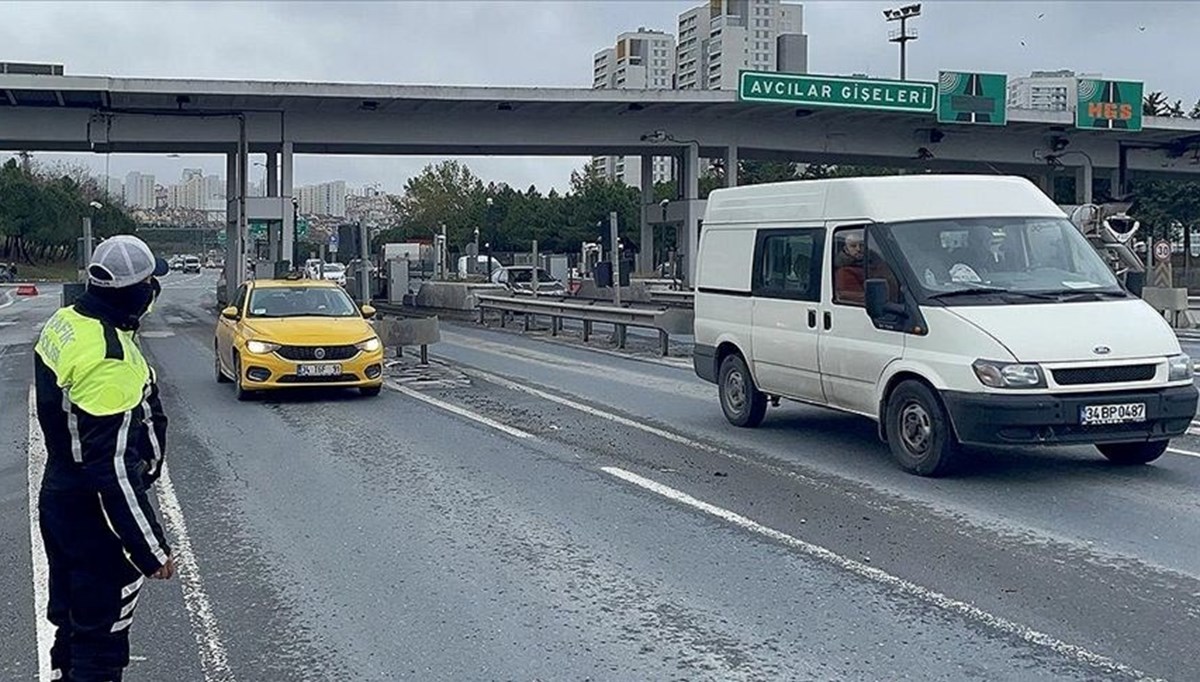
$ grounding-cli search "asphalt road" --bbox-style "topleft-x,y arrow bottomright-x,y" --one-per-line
3,271 -> 1200,681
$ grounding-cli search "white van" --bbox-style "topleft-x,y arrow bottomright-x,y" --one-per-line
693,175 -> 1198,476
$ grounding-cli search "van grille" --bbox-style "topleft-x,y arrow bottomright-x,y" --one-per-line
1052,364 -> 1156,386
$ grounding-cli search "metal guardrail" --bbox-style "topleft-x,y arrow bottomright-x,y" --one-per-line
475,293 -> 693,356
647,288 -> 694,307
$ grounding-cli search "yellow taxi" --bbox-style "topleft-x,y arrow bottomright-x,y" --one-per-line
214,277 -> 385,400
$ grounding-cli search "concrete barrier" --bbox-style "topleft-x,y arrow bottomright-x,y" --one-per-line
1143,286 -> 1190,329
415,281 -> 506,310
376,315 -> 441,364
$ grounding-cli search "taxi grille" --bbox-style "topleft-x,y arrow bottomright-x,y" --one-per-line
1052,364 -> 1156,386
278,374 -> 359,384
276,345 -> 358,361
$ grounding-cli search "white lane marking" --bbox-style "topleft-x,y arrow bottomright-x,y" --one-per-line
27,388 -> 55,682
0,289 -> 15,310
385,380 -> 535,440
1167,447 -> 1200,459
155,463 -> 235,681
465,366 -> 719,455
601,465 -> 1161,682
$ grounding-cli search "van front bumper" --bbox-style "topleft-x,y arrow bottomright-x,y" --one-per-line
941,385 -> 1198,446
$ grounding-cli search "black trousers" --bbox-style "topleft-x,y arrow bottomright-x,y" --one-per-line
39,491 -> 145,682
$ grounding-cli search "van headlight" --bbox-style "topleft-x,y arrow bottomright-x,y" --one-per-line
245,340 -> 280,355
1167,354 -> 1193,382
356,337 -> 382,353
972,359 -> 1046,389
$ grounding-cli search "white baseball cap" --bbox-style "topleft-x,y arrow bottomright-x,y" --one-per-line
87,235 -> 169,289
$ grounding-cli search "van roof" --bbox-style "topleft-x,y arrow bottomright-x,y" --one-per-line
704,174 -> 1065,227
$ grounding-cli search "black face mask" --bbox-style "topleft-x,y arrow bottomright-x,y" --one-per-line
80,277 -> 160,331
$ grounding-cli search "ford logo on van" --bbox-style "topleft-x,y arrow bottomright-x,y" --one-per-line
1093,345 -> 1111,355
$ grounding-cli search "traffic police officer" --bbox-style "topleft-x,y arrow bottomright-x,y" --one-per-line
34,235 -> 174,681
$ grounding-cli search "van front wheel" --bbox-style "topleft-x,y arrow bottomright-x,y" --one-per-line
885,381 -> 960,477
719,355 -> 767,428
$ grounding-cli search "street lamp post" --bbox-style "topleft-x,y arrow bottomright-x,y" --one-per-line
883,4 -> 921,81
485,197 -> 495,281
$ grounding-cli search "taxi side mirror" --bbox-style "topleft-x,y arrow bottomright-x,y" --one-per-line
221,306 -> 240,320
361,304 -> 377,319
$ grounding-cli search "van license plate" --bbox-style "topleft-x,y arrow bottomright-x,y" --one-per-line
297,363 -> 341,377
1080,403 -> 1146,426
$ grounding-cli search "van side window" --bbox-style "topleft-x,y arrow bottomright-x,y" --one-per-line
752,229 -> 824,302
833,227 -> 901,306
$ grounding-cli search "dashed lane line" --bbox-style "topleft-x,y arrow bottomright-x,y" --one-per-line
601,465 -> 1162,682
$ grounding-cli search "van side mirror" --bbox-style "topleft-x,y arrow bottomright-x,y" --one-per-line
865,279 -> 907,321
1124,271 -> 1145,298
221,306 -> 240,320
865,279 -> 890,319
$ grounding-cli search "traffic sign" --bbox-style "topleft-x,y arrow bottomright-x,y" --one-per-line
738,71 -> 936,113
329,230 -> 339,253
296,217 -> 310,240
937,71 -> 1007,125
248,220 -> 268,239
1153,240 -> 1171,263
1190,230 -> 1200,258
1076,78 -> 1143,132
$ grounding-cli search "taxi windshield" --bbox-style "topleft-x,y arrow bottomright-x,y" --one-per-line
882,216 -> 1124,299
246,286 -> 359,318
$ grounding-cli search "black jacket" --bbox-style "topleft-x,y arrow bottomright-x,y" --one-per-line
34,291 -> 171,576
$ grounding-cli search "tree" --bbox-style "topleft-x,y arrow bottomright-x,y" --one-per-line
1143,91 -> 1170,117
1189,99 -> 1200,120
0,158 -> 137,265
391,160 -> 485,250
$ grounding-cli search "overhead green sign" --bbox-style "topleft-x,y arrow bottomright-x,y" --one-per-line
1076,78 -> 1143,132
248,220 -> 268,239
937,71 -> 1007,125
296,217 -> 310,240
739,71 -> 936,113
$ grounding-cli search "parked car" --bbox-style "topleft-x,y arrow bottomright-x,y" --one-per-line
692,174 -> 1198,477
491,265 -> 566,296
457,255 -> 503,279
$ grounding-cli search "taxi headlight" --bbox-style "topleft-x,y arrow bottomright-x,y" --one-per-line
356,337 -> 382,353
1167,354 -> 1192,382
245,340 -> 280,355
972,359 -> 1046,389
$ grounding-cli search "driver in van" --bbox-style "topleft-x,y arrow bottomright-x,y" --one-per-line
834,231 -> 866,303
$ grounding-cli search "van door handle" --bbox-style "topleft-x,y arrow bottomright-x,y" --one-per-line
823,311 -> 832,331
807,310 -> 817,329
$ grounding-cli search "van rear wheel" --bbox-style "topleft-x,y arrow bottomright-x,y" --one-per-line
885,381 -> 960,477
719,354 -> 767,428
1096,441 -> 1167,465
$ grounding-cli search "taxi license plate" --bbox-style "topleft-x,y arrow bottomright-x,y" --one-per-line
297,363 -> 341,377
1080,403 -> 1146,426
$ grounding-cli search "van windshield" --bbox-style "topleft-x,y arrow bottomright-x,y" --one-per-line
881,217 -> 1125,301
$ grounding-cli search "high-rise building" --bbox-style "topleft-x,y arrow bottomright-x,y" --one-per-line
1007,70 -> 1103,112
99,175 -> 123,201
592,27 -> 677,187
166,173 -> 223,213
677,0 -> 808,91
297,181 -> 347,218
123,172 -> 156,209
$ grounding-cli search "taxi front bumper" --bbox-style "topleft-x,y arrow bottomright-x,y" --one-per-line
239,348 -> 385,390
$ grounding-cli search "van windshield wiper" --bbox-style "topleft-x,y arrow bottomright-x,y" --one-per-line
927,287 -> 1060,301
1035,289 -> 1129,301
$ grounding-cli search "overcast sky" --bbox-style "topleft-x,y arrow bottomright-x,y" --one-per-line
2,0 -> 1192,194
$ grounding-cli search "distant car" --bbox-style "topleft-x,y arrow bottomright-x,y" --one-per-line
457,255 -> 503,279
204,258 -> 217,269
169,256 -> 185,271
491,265 -> 566,296
183,256 -> 202,274
320,262 -> 347,287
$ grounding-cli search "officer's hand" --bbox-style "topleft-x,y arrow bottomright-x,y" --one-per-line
151,555 -> 176,580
